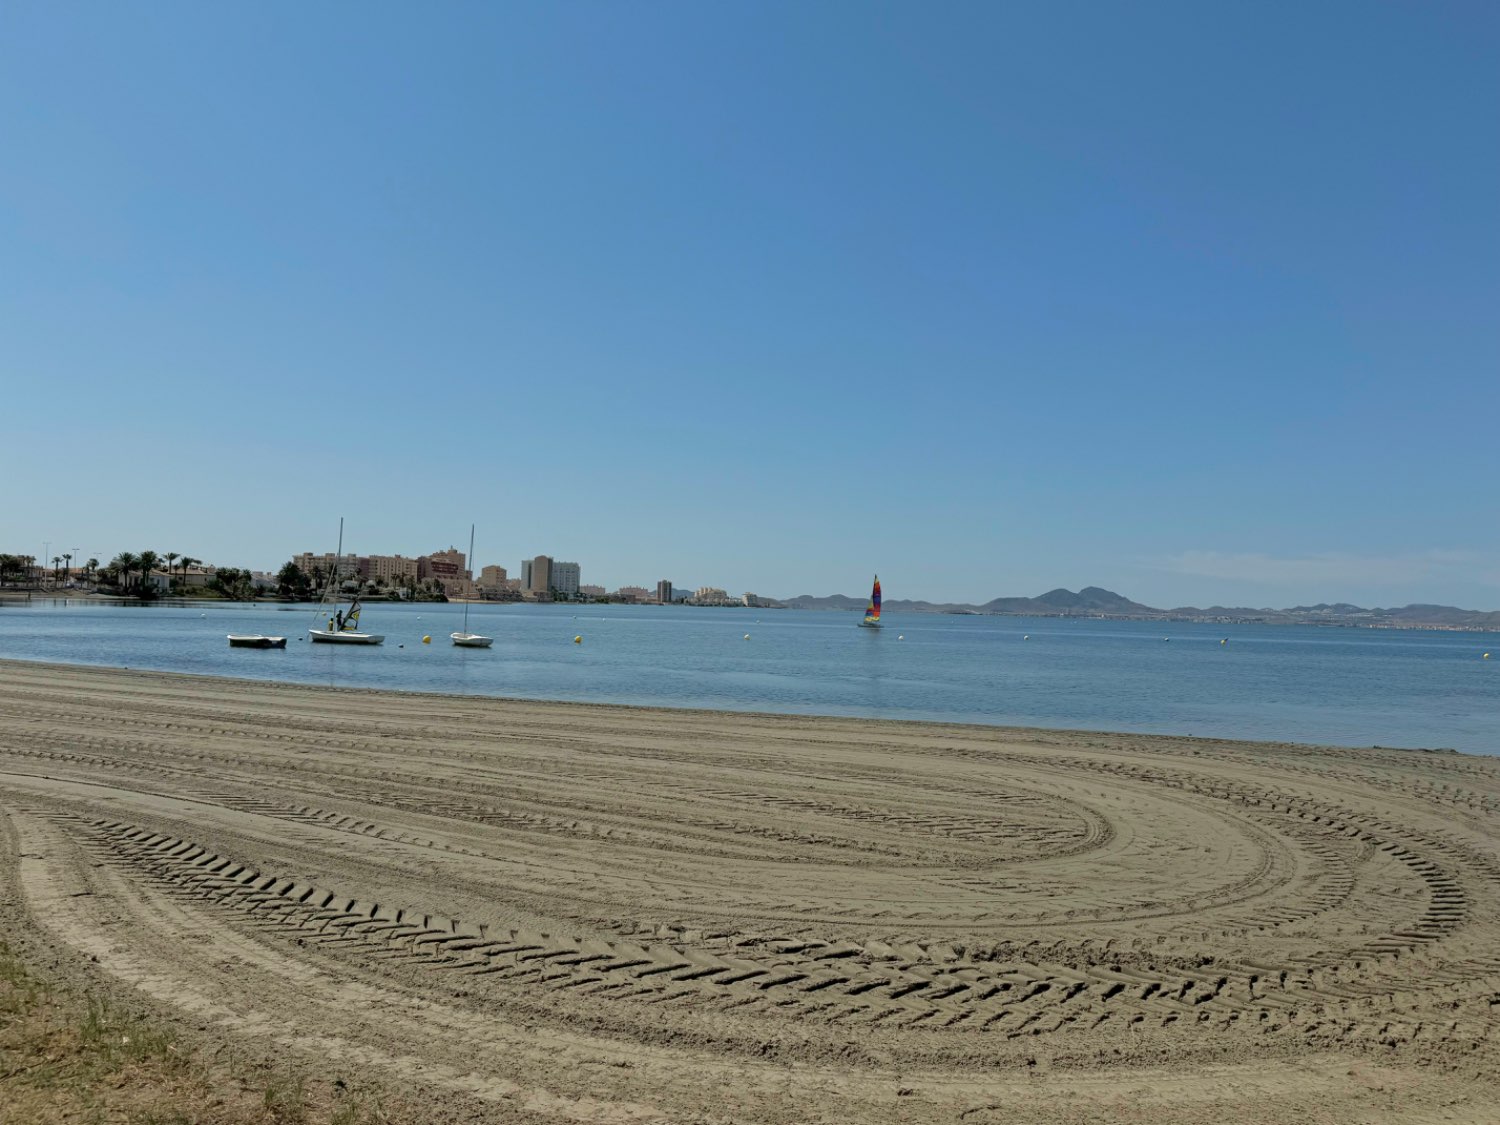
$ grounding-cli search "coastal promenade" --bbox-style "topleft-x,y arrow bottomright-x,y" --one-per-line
2,660 -> 1499,1122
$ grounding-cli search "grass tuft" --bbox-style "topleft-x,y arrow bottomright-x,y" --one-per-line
0,937 -> 413,1122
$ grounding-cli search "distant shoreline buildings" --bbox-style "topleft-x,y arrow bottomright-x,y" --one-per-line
285,547 -> 775,608
0,545 -> 775,609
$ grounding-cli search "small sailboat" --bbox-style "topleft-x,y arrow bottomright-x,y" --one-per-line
310,598 -> 383,644
309,518 -> 384,645
451,524 -> 493,648
858,575 -> 882,628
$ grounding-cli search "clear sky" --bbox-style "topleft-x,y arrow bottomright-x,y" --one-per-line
3,2 -> 1496,609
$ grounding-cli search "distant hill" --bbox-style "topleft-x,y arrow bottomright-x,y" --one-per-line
980,587 -> 1159,616
780,587 -> 1500,631
781,593 -> 868,611
784,586 -> 1157,616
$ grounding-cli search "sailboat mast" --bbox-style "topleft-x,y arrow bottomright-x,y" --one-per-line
332,517 -> 345,608
463,524 -> 475,633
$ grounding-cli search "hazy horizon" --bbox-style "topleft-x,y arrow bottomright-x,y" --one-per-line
3,5 -> 1495,611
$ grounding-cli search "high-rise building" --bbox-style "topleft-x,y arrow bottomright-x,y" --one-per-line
522,555 -> 552,597
550,561 -> 580,597
657,580 -> 673,604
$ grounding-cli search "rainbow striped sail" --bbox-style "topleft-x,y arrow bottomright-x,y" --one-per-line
861,576 -> 882,627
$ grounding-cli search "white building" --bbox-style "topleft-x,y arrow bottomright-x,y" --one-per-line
551,561 -> 580,597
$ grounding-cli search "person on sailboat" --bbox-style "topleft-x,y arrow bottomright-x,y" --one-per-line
336,609 -> 344,631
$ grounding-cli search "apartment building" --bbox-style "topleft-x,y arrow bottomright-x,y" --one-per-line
363,554 -> 419,583
292,552 -> 360,583
550,561 -> 580,597
521,555 -> 551,597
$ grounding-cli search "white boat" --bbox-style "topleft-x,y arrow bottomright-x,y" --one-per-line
228,634 -> 287,649
309,623 -> 384,645
450,524 -> 493,648
309,518 -> 384,645
858,575 -> 882,628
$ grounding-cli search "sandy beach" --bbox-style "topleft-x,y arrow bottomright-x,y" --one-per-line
2,659 -> 1498,1123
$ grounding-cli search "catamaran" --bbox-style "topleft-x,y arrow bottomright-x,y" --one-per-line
450,524 -> 493,648
308,518 -> 384,645
858,575 -> 882,628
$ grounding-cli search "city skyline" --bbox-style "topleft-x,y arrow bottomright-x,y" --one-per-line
2,6 -> 1496,610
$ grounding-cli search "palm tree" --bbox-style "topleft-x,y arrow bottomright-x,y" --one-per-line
51,556 -> 62,584
137,551 -> 160,596
110,553 -> 137,592
165,552 -> 179,587
85,558 -> 99,585
62,553 -> 73,582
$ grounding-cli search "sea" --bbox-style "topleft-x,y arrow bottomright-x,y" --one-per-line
1,598 -> 1497,756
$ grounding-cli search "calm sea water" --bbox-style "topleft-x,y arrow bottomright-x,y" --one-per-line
1,599 -> 1496,755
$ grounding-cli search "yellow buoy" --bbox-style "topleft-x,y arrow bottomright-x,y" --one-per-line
1485,653 -> 1491,659
422,635 -> 431,644
574,635 -> 582,644
1221,638 -> 1227,645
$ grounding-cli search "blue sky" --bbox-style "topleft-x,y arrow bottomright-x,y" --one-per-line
2,2 -> 1496,608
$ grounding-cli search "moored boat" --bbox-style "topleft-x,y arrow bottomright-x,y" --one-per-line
449,524 -> 493,648
309,519 -> 385,645
308,621 -> 384,645
227,634 -> 287,649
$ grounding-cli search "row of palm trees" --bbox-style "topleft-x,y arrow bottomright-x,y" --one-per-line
1,550 -> 204,594
104,551 -> 201,594
0,552 -> 101,587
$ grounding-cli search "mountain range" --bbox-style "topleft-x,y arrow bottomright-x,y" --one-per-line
778,587 -> 1500,631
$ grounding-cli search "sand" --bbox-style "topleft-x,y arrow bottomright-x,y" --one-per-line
2,659 -> 1498,1123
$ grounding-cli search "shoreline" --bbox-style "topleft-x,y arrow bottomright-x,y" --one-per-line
0,655 -> 1472,759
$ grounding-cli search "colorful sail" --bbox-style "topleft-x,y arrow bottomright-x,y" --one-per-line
863,576 -> 881,625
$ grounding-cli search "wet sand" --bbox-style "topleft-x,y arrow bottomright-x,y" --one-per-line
2,659 -> 1498,1122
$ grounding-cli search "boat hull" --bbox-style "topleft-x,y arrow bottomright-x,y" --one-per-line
228,635 -> 287,648
450,632 -> 494,648
858,620 -> 881,628
308,629 -> 384,645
